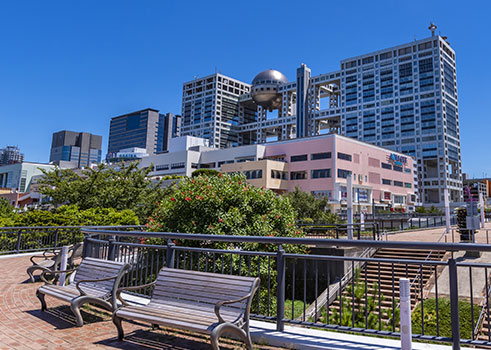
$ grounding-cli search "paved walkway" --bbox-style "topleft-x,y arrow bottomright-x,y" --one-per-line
386,221 -> 491,243
0,255 -> 282,350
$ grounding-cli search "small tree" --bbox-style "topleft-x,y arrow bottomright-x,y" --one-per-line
285,187 -> 340,223
37,162 -> 170,220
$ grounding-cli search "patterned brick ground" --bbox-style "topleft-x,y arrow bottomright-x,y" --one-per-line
0,255 -> 282,349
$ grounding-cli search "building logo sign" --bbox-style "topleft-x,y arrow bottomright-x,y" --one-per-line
387,153 -> 407,167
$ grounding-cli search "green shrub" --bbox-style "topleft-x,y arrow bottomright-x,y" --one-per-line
285,187 -> 340,223
191,169 -> 220,177
411,298 -> 479,339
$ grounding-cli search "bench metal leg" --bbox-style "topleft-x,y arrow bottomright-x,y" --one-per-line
71,296 -> 113,327
36,291 -> 47,311
112,314 -> 124,340
211,323 -> 253,350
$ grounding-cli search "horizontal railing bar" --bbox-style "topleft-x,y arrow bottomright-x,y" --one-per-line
283,253 -> 447,266
172,245 -> 277,256
83,229 -> 491,252
0,225 -> 142,230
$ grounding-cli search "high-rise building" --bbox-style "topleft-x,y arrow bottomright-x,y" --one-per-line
107,109 -> 181,157
49,130 -> 102,168
0,146 -> 24,165
183,27 -> 461,205
181,74 -> 252,148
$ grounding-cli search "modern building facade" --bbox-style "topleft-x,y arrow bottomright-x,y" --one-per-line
0,146 -> 24,165
140,134 -> 416,212
108,109 -> 181,158
106,147 -> 149,163
0,162 -> 55,193
181,74 -> 252,149
50,130 -> 102,168
182,28 -> 461,206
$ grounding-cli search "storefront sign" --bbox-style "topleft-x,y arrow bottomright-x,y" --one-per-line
388,153 -> 407,166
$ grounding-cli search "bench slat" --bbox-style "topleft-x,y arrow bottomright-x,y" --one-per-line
154,275 -> 253,293
152,285 -> 249,303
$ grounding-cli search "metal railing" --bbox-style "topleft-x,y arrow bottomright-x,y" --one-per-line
298,222 -> 381,239
83,228 -> 491,350
0,225 -> 142,255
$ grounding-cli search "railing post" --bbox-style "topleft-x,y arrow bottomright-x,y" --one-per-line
54,228 -> 59,248
15,229 -> 22,253
166,239 -> 175,268
107,236 -> 116,261
276,244 -> 285,332
82,234 -> 90,258
449,258 -> 461,350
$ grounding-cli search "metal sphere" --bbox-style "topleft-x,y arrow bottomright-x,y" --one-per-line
251,69 -> 288,111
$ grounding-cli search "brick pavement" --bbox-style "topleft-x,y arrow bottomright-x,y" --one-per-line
0,255 -> 282,350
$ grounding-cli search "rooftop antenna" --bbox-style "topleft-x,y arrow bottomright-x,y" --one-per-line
428,22 -> 437,37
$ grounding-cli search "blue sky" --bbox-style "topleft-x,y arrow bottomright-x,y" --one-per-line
0,0 -> 489,177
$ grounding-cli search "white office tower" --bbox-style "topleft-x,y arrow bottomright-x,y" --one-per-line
180,26 -> 462,205
181,74 -> 252,149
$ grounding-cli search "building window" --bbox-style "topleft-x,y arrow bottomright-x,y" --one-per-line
393,165 -> 403,172
337,152 -> 352,161
271,170 -> 288,180
381,162 -> 392,170
171,162 -> 185,169
394,180 -> 404,187
156,164 -> 169,171
311,169 -> 331,179
405,182 -> 412,188
291,171 -> 307,180
311,152 -> 332,160
337,169 -> 351,179
245,170 -> 262,179
291,154 -> 308,162
382,179 -> 392,185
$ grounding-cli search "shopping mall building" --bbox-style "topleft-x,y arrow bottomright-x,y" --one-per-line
140,133 -> 417,213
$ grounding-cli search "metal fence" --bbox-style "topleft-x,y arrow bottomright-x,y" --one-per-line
0,226 -> 142,255
83,228 -> 491,350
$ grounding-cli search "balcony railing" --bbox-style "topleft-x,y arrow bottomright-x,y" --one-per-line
82,228 -> 491,350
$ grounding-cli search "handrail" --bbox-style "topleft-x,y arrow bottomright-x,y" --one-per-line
394,229 -> 448,311
82,228 -> 491,252
474,279 -> 491,337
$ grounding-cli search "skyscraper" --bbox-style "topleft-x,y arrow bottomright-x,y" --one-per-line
0,146 -> 24,165
181,74 -> 252,148
107,109 -> 181,157
49,130 -> 102,168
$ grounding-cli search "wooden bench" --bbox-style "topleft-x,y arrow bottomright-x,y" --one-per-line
114,267 -> 260,350
36,257 -> 130,327
27,242 -> 83,283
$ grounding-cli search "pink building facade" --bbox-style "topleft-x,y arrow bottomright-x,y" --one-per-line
261,134 -> 416,213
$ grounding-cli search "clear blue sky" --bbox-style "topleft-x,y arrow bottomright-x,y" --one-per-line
0,0 -> 489,177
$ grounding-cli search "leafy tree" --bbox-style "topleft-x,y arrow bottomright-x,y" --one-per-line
191,169 -> 220,177
146,173 -> 307,315
37,162 -> 170,220
285,187 -> 340,223
0,198 -> 14,218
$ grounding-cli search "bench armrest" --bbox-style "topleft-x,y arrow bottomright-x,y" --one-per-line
215,293 -> 252,324
75,275 -> 120,295
30,254 -> 54,264
116,281 -> 156,306
40,268 -> 78,284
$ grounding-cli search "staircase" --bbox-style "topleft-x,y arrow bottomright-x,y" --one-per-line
325,248 -> 445,329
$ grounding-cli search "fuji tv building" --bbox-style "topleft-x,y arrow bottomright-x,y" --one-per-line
180,31 -> 462,206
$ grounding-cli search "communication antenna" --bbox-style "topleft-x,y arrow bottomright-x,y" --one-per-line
428,22 -> 437,37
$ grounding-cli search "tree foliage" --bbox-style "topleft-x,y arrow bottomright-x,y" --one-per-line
147,173 -> 304,252
191,169 -> 220,177
285,187 -> 340,223
0,205 -> 139,227
37,162 -> 170,220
